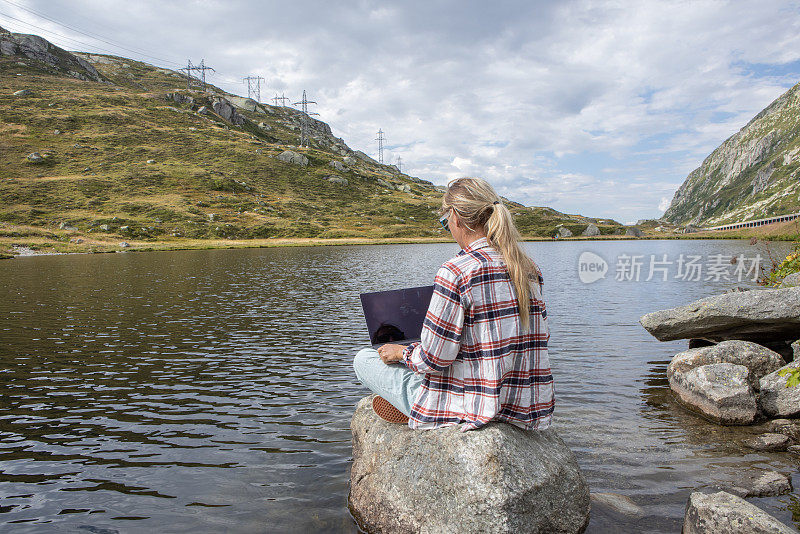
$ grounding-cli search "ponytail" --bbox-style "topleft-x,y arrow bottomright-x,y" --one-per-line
485,202 -> 539,331
442,177 -> 542,331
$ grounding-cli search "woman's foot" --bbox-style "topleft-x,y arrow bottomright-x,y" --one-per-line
372,395 -> 409,424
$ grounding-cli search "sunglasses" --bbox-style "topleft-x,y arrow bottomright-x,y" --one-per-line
439,209 -> 451,232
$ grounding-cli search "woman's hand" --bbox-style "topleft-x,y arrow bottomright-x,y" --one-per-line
377,344 -> 406,364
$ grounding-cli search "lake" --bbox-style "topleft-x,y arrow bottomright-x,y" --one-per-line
0,239 -> 797,533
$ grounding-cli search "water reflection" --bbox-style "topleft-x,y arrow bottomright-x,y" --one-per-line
0,239 -> 795,532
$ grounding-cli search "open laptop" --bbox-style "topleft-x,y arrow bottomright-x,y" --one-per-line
360,285 -> 434,348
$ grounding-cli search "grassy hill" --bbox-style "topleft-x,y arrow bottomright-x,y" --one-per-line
0,27 -> 626,257
661,81 -> 800,227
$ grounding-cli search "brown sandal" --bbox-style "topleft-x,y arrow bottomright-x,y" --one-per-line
372,395 -> 409,424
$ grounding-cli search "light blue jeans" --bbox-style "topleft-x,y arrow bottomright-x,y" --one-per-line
353,347 -> 424,417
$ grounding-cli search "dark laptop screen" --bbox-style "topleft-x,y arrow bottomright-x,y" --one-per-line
360,285 -> 434,346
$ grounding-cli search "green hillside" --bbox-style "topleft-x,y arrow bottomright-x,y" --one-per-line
0,26 -> 624,257
661,81 -> 800,227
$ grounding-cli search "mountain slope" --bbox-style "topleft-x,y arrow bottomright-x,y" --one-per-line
0,26 -> 623,255
661,81 -> 800,226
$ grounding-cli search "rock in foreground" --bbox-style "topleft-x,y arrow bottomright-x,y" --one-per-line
349,395 -> 590,534
668,362 -> 757,424
683,491 -> 794,533
639,287 -> 800,343
759,361 -> 800,418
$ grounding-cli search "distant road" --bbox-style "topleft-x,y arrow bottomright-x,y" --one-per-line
703,211 -> 800,231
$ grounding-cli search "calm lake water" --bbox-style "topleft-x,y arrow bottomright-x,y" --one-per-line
0,239 -> 797,533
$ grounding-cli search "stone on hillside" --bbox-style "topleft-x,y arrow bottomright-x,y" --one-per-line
328,160 -> 345,172
118,242 -> 130,248
639,287 -> 800,343
165,92 -> 194,106
668,362 -> 757,424
396,183 -> 411,193
13,89 -> 31,96
197,106 -> 209,115
353,150 -> 378,164
793,340 -> 800,360
343,155 -> 357,166
743,433 -> 790,451
376,178 -> 391,189
667,341 -> 784,391
323,175 -> 348,186
257,122 -> 272,131
349,395 -> 590,534
683,224 -> 700,233
58,222 -> 77,231
625,226 -> 643,237
99,224 -> 110,231
212,97 -> 247,126
581,223 -> 600,236
779,272 -> 800,288
682,491 -> 795,534
26,152 -> 43,164
276,150 -> 308,167
759,360 -> 800,418
146,159 -> 155,164
556,226 -> 572,238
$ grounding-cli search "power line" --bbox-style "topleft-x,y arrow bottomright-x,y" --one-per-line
376,129 -> 386,164
272,93 -> 290,106
243,75 -> 264,102
180,59 -> 215,92
293,90 -> 318,147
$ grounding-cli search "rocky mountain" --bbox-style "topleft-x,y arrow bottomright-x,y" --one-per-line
661,81 -> 800,226
0,25 -> 102,82
0,27 -> 621,255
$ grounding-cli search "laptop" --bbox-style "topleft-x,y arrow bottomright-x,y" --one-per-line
360,285 -> 434,348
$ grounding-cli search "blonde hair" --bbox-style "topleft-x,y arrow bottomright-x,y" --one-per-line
442,177 -> 542,331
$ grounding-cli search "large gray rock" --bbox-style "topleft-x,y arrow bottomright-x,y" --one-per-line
276,150 -> 308,166
212,97 -> 248,126
683,491 -> 794,533
668,362 -> 757,424
323,174 -> 348,186
1,27 -> 102,81
328,160 -> 346,172
792,340 -> 800,361
556,226 -> 572,238
759,360 -> 800,418
779,272 -> 800,288
639,287 -> 800,343
349,396 -> 590,534
724,470 -> 793,498
343,155 -> 358,166
667,341 -> 784,391
581,223 -> 600,236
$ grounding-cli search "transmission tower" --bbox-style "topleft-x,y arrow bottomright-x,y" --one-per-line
180,59 -> 215,92
376,129 -> 386,164
293,90 -> 319,147
243,76 -> 265,102
271,93 -> 290,107
396,156 -> 402,173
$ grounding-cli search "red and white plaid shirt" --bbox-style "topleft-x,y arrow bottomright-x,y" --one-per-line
401,237 -> 554,432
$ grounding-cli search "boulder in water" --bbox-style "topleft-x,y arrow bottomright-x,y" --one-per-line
639,287 -> 800,343
349,395 -> 590,533
682,491 -> 794,533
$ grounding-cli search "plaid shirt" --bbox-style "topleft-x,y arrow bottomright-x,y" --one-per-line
401,237 -> 554,432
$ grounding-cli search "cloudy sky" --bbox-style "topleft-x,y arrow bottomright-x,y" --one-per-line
3,1 -> 800,223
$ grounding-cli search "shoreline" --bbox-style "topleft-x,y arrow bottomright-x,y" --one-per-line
2,227 -> 797,259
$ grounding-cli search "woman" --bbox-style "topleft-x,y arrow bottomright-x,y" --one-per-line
353,177 -> 554,431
